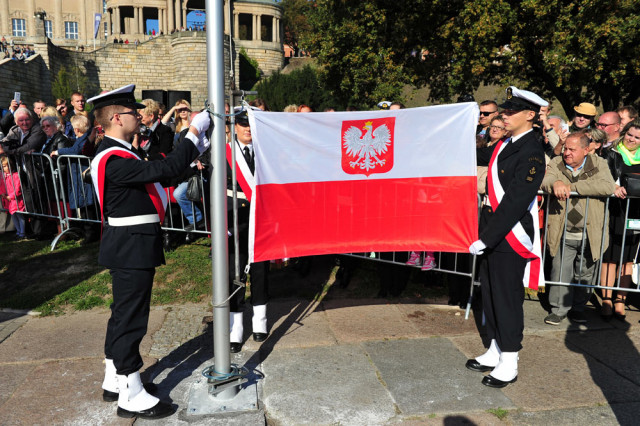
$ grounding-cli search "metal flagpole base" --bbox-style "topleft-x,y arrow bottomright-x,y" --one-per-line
186,361 -> 258,415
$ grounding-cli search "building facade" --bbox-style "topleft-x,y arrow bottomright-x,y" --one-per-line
1,0 -> 283,75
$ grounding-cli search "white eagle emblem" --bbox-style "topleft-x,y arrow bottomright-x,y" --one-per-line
342,121 -> 392,172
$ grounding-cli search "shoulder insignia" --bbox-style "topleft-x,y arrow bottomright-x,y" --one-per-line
529,166 -> 537,175
526,176 -> 534,182
529,156 -> 544,165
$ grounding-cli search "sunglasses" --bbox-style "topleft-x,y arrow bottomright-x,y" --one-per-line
479,111 -> 498,117
177,108 -> 191,113
236,121 -> 250,127
110,110 -> 140,120
575,113 -> 594,119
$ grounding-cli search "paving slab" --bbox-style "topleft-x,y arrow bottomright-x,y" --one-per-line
503,334 -> 640,411
509,403 -> 640,426
396,304 -> 478,337
261,344 -> 397,425
322,299 -> 421,343
522,300 -> 616,335
243,299 -> 336,352
0,358 -> 130,426
565,328 -> 640,390
0,308 -> 165,363
0,363 -> 37,406
0,311 -> 30,343
364,338 -> 513,416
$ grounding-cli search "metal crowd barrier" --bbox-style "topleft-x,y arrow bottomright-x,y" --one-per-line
4,153 -> 640,308
1,153 -> 212,249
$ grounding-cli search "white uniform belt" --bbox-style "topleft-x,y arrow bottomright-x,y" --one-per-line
227,189 -> 247,200
108,214 -> 160,226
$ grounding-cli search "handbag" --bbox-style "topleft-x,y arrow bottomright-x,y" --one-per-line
632,242 -> 640,286
186,174 -> 201,202
622,173 -> 640,197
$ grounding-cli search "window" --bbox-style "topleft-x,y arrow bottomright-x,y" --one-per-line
12,19 -> 26,37
65,21 -> 78,39
45,20 -> 53,38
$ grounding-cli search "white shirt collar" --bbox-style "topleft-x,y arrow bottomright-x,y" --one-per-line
110,136 -> 133,150
510,128 -> 533,143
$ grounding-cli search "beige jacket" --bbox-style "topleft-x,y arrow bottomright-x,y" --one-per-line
541,154 -> 616,260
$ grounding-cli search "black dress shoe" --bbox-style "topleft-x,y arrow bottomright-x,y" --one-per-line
103,383 -> 158,402
253,332 -> 268,342
230,342 -> 242,353
117,401 -> 175,419
465,359 -> 494,373
482,374 -> 517,388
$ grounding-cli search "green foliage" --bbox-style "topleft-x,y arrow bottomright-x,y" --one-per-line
305,1 -> 408,109
239,48 -> 262,90
305,0 -> 640,113
254,65 -> 335,111
51,65 -> 91,101
487,407 -> 509,420
281,0 -> 313,54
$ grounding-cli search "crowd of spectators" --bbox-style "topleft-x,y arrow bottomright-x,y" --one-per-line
1,92 -> 640,321
0,37 -> 35,60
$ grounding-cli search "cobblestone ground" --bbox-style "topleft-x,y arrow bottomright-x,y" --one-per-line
149,303 -> 211,358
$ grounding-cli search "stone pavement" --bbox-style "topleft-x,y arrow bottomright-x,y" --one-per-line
1,298 -> 640,425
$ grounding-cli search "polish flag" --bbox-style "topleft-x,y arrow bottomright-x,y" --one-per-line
248,103 -> 479,262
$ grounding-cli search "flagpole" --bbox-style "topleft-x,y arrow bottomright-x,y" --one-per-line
206,0 -> 236,399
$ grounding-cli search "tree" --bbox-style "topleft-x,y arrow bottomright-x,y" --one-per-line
281,0 -> 313,56
504,0 -> 640,114
51,65 -> 89,101
305,1 -> 410,109
254,65 -> 335,111
305,0 -> 640,114
239,48 -> 261,90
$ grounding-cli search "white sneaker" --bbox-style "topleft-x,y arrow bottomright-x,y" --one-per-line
406,251 -> 422,266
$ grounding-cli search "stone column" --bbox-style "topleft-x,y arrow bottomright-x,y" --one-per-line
133,7 -> 139,35
115,7 -> 121,35
175,0 -> 181,29
139,7 -> 144,35
167,0 -> 174,32
27,0 -> 35,37
107,10 -> 112,37
223,0 -> 230,35
158,8 -> 163,34
182,5 -> 187,30
80,0 -> 87,43
54,0 -> 63,39
252,15 -> 257,40
234,13 -> 239,39
0,0 -> 8,37
272,16 -> 276,42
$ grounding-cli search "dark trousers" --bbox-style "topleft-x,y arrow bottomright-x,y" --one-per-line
481,250 -> 527,352
104,267 -> 155,375
228,247 -> 269,311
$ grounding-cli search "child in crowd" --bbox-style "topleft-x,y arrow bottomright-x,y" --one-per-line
406,250 -> 437,271
0,156 -> 26,239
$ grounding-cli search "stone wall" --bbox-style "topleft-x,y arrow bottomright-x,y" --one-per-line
0,54 -> 53,107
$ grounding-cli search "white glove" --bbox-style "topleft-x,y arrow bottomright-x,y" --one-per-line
185,131 -> 211,154
190,111 -> 211,134
469,240 -> 486,255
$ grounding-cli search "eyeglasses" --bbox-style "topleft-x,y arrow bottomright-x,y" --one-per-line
595,122 -> 616,128
479,111 -> 498,117
575,113 -> 594,119
110,110 -> 141,120
489,125 -> 506,131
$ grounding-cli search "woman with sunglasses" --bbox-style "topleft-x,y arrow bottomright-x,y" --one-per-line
161,99 -> 192,138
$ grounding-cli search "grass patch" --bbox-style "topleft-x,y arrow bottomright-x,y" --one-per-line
487,407 -> 509,420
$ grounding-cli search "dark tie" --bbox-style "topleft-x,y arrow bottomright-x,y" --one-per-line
244,146 -> 255,174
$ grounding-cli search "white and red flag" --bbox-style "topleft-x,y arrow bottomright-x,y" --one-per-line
247,103 -> 479,262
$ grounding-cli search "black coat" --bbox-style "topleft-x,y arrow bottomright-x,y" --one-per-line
477,130 -> 546,251
96,136 -> 200,269
143,122 -> 174,161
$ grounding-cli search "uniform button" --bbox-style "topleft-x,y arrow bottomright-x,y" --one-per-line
500,170 -> 505,174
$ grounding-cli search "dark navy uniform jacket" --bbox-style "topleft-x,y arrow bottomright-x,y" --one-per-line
96,136 -> 200,269
477,130 -> 545,252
